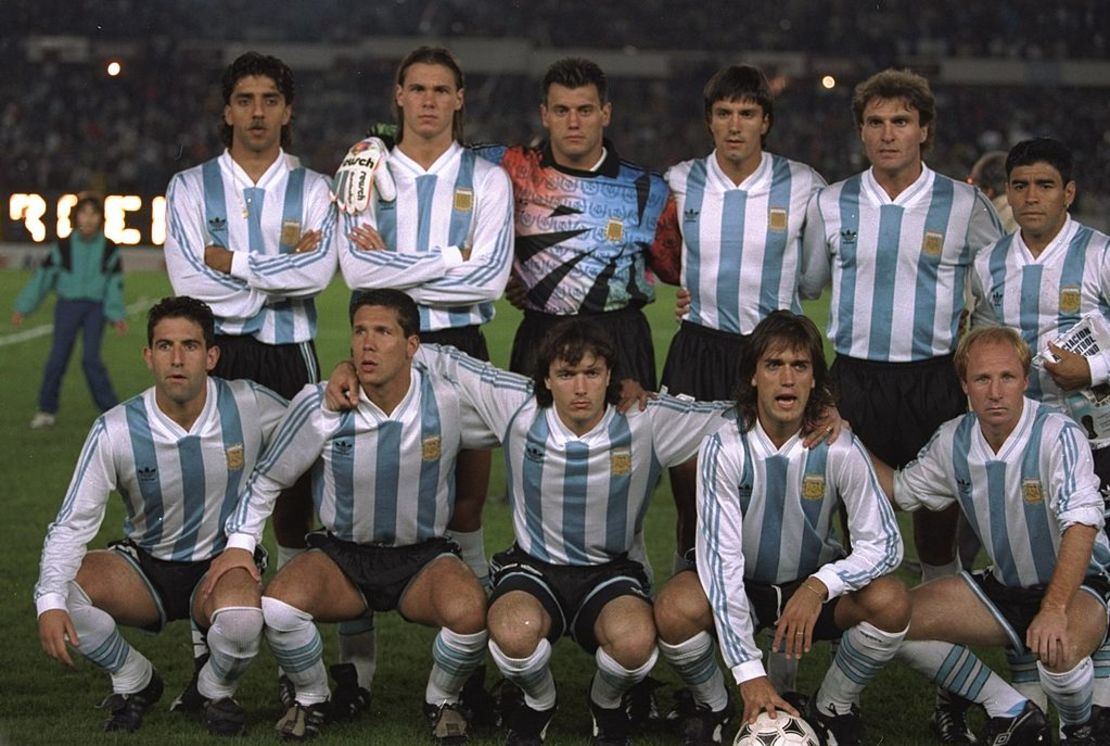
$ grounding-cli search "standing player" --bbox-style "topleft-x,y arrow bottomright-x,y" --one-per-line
655,310 -> 908,746
970,137 -> 1110,736
210,289 -> 490,742
968,150 -> 1018,234
34,296 -> 286,735
800,69 -> 1001,581
163,51 -> 337,701
651,64 -> 827,571
875,326 -> 1109,746
403,320 -> 731,745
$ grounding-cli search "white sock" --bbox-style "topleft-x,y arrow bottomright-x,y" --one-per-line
489,639 -> 557,711
1038,658 -> 1094,727
338,612 -> 377,690
899,640 -> 1026,717
817,622 -> 905,714
276,545 -> 304,570
920,560 -> 961,583
426,628 -> 489,705
198,606 -> 263,701
447,528 -> 489,588
591,646 -> 658,709
658,632 -> 728,712
262,597 -> 328,706
66,581 -> 133,675
1007,649 -> 1048,711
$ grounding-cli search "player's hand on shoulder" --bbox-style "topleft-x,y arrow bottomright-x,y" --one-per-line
38,609 -> 78,668
739,676 -> 798,725
802,405 -> 846,448
617,378 -> 655,414
332,136 -> 396,214
324,360 -> 360,411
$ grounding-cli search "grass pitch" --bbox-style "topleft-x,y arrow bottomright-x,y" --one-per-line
0,267 -> 999,744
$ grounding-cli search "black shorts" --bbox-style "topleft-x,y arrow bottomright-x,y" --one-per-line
109,539 -> 267,633
1091,446 -> 1110,535
661,321 -> 749,401
212,334 -> 319,400
745,577 -> 843,645
963,569 -> 1110,653
422,325 -> 491,361
831,354 -> 965,468
489,544 -> 651,653
510,306 -> 657,390
306,531 -> 459,615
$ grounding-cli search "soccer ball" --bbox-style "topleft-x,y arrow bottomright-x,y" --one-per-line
733,711 -> 821,746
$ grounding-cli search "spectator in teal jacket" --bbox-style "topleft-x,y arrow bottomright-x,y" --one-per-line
11,196 -> 127,428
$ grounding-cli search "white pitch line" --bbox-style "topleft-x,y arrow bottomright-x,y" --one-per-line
0,297 -> 155,348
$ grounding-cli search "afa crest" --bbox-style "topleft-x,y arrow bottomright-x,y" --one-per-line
226,443 -> 245,471
923,231 -> 944,257
802,475 -> 825,500
280,220 -> 302,248
768,208 -> 788,232
1022,479 -> 1043,505
1059,287 -> 1081,314
606,218 -> 624,242
454,188 -> 474,212
611,449 -> 632,476
422,436 -> 442,461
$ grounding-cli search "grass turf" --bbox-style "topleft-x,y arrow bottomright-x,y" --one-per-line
0,267 -> 1001,744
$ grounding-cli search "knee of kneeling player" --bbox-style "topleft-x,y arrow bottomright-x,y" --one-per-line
602,626 -> 658,669
859,577 -> 912,632
653,585 -> 710,644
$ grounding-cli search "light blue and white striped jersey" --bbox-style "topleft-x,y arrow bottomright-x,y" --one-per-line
418,344 -> 732,566
34,378 -> 287,614
971,217 -> 1110,437
665,151 -> 825,334
896,398 -> 1110,589
338,142 -> 514,332
226,361 -> 493,552
801,166 -> 1002,361
165,150 -> 338,344
697,419 -> 903,684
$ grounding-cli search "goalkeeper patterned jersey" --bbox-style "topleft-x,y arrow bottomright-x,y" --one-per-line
224,362 -> 493,553
697,419 -> 902,683
474,141 -> 669,315
34,378 -> 287,614
895,398 -> 1110,590
338,142 -> 514,332
419,344 -> 731,566
164,150 -> 338,344
971,217 -> 1110,425
657,151 -> 825,334
801,165 -> 1001,361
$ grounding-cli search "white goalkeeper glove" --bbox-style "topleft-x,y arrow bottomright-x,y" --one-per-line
331,137 -> 396,214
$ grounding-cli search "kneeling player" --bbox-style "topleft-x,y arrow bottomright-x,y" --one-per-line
209,289 -> 489,742
657,310 -> 909,746
876,327 -> 1108,745
34,297 -> 285,735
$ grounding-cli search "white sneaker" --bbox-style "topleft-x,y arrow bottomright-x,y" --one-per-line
29,412 -> 56,429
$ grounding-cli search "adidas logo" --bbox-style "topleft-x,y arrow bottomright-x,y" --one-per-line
334,439 -> 353,455
840,229 -> 857,244
683,208 -> 699,222
956,477 -> 972,494
208,217 -> 226,231
990,291 -> 1004,307
525,444 -> 544,462
137,466 -> 158,482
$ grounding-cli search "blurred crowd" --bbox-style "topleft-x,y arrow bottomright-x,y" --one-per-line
3,0 -> 1108,221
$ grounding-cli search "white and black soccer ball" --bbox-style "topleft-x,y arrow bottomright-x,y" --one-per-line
733,711 -> 821,746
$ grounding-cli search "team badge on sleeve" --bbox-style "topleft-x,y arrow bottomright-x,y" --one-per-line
802,475 -> 825,500
611,449 -> 632,476
226,444 -> 245,471
923,231 -> 944,257
1021,479 -> 1043,505
422,436 -> 442,461
1059,287 -> 1081,314
769,208 -> 788,232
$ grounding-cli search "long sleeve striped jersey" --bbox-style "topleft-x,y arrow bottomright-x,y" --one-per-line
697,419 -> 902,685
34,378 -> 287,614
164,149 -> 338,343
338,142 -> 514,332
